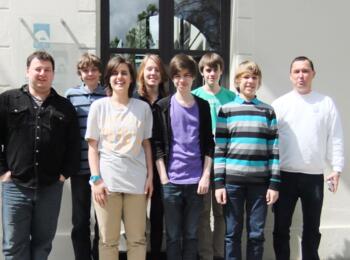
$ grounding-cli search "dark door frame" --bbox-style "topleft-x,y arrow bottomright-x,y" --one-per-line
100,0 -> 231,87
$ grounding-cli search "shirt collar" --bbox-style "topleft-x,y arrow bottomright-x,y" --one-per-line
235,94 -> 260,105
81,83 -> 105,94
21,84 -> 58,98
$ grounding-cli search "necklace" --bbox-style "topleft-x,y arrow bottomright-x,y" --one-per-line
30,94 -> 44,106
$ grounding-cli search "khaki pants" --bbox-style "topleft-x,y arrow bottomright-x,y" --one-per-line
198,187 -> 225,260
93,192 -> 147,260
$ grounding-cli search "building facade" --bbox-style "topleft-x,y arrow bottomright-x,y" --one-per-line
0,0 -> 349,259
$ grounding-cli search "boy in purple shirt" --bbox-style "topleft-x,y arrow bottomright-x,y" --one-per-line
153,54 -> 214,260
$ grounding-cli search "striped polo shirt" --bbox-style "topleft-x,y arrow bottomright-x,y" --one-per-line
214,95 -> 280,190
65,84 -> 106,175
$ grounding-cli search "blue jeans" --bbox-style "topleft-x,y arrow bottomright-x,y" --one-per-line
273,172 -> 323,260
225,183 -> 268,260
162,182 -> 203,260
71,175 -> 99,260
2,180 -> 63,260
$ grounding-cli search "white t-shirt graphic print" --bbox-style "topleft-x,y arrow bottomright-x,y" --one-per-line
86,97 -> 153,194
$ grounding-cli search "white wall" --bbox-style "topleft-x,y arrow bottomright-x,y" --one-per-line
231,0 -> 350,259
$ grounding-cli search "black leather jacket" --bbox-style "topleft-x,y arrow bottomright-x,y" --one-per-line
0,85 -> 80,188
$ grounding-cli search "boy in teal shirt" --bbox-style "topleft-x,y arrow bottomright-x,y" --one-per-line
192,52 -> 235,260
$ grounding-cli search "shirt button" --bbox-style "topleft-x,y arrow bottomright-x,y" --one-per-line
36,150 -> 39,153
37,116 -> 40,119
35,162 -> 39,166
37,126 -> 40,129
36,136 -> 40,140
34,106 -> 37,109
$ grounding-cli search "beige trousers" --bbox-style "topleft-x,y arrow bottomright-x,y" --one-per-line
93,192 -> 147,260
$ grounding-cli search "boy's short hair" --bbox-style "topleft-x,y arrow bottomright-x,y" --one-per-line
27,51 -> 55,71
198,52 -> 224,73
77,53 -> 102,76
169,54 -> 197,79
234,61 -> 262,92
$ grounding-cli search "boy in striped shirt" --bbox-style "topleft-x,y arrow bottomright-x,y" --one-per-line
214,61 -> 280,260
65,53 -> 105,260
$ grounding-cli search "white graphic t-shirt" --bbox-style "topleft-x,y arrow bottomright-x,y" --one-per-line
85,97 -> 153,194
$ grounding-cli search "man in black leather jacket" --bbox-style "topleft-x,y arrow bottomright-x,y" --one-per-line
0,51 -> 80,260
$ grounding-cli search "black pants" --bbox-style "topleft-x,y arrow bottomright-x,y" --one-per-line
150,170 -> 164,260
71,175 -> 99,260
273,171 -> 324,260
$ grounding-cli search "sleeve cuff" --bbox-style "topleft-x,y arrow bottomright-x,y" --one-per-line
214,180 -> 225,189
332,167 -> 342,173
268,181 -> 280,191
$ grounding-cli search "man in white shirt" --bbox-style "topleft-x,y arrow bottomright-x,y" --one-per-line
272,56 -> 344,260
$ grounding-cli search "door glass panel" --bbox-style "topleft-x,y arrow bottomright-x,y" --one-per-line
174,0 -> 221,51
110,53 -> 146,70
110,1 -> 159,49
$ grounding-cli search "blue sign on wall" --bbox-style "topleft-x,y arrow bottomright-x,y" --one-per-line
33,23 -> 50,49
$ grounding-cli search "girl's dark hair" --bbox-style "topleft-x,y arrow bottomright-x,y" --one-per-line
104,55 -> 136,97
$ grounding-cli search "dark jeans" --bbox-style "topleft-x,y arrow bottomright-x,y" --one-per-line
150,171 -> 164,260
224,183 -> 268,260
2,180 -> 63,260
162,183 -> 203,260
71,175 -> 99,260
273,171 -> 324,260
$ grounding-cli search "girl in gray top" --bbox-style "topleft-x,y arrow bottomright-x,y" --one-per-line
86,55 -> 153,260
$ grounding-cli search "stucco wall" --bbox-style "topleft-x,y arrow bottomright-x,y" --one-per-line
231,0 -> 350,259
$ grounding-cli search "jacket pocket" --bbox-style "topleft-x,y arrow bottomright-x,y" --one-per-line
50,110 -> 68,130
8,106 -> 30,129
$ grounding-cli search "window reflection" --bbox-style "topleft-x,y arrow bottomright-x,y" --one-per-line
110,1 -> 159,49
109,53 -> 146,71
174,0 -> 221,51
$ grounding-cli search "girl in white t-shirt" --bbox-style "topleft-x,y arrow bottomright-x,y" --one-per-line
85,55 -> 153,260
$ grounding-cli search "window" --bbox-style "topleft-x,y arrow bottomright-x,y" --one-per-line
101,0 -> 231,87
109,0 -> 159,49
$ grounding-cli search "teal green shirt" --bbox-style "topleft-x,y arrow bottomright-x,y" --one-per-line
192,86 -> 236,133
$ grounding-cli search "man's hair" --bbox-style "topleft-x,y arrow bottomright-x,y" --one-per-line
77,53 -> 101,76
104,55 -> 136,97
26,51 -> 55,71
234,60 -> 262,92
198,52 -> 224,73
290,56 -> 315,72
169,53 -> 197,79
137,54 -> 169,99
